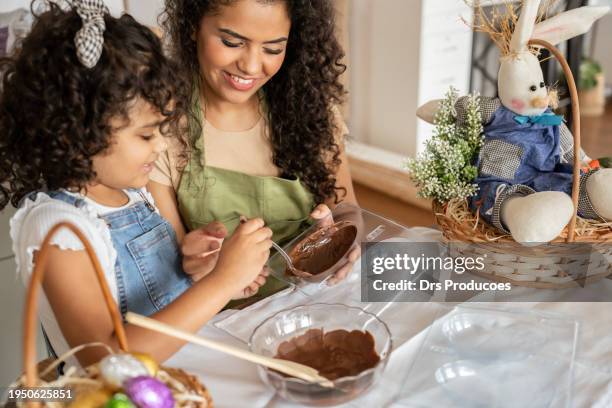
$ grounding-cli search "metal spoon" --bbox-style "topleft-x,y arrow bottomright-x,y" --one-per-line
270,241 -> 296,272
240,215 -> 296,272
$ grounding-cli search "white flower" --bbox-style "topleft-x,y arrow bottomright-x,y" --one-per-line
405,88 -> 483,202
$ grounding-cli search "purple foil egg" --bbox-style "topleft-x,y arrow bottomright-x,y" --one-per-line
124,376 -> 174,408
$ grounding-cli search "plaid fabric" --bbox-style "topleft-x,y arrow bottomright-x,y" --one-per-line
578,169 -> 605,220
489,184 -> 536,234
74,0 -> 109,68
559,122 -> 587,164
455,96 -> 501,127
479,139 -> 524,180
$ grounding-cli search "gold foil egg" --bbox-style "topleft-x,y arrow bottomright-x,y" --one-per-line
131,352 -> 159,376
68,388 -> 113,408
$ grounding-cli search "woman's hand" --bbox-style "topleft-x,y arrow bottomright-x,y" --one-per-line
309,204 -> 360,285
309,203 -> 333,227
181,221 -> 227,282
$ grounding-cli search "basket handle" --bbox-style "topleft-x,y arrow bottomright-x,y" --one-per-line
23,221 -> 129,390
528,39 -> 580,243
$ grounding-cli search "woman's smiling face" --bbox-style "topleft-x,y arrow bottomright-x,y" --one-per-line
195,0 -> 291,105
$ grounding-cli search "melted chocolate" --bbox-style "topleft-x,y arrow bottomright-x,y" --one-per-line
275,328 -> 380,381
287,221 -> 357,278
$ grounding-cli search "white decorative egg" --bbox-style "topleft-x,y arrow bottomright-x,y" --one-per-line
99,354 -> 149,388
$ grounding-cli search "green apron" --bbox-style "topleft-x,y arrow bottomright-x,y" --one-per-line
176,96 -> 315,307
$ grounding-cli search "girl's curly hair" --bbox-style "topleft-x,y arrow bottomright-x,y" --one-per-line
0,1 -> 190,209
161,0 -> 347,204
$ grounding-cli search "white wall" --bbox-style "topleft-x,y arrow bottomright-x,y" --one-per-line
0,0 -> 169,27
125,0 -> 165,28
592,12 -> 612,87
0,0 -> 125,16
585,0 -> 612,87
349,0 -> 472,158
350,0 -> 424,157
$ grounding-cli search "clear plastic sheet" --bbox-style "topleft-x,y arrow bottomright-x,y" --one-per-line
395,305 -> 579,408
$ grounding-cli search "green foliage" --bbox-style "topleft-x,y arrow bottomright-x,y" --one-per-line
598,157 -> 612,168
406,87 -> 484,203
579,58 -> 603,90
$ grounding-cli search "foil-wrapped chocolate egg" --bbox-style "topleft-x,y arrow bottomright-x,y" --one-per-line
131,352 -> 158,376
99,354 -> 149,388
68,388 -> 112,408
104,393 -> 135,408
124,376 -> 174,408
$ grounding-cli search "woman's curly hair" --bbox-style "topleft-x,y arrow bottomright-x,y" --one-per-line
0,1 -> 190,209
161,0 -> 347,204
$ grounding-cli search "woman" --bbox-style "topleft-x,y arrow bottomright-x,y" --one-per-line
149,0 -> 358,304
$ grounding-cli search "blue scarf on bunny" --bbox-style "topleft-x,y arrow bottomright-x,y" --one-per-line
513,111 -> 563,126
470,106 -> 577,225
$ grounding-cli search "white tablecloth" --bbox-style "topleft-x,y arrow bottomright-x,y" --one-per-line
166,228 -> 612,408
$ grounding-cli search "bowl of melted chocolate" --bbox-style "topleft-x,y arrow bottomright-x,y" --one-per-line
249,304 -> 392,406
284,220 -> 359,283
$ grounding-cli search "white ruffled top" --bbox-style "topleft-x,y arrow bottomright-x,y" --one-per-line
10,188 -> 156,363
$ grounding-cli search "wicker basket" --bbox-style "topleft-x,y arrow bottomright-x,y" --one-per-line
14,221 -> 213,407
433,39 -> 612,289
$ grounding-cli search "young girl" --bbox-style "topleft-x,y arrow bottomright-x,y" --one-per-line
0,0 -> 271,366
149,0 -> 359,301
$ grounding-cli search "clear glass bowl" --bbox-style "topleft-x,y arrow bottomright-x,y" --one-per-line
440,310 -> 548,361
434,357 -> 559,407
268,203 -> 363,284
248,303 -> 393,406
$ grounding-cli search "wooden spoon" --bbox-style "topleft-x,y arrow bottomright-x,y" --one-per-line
125,312 -> 333,387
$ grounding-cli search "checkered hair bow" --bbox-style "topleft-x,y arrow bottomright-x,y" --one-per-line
74,0 -> 109,68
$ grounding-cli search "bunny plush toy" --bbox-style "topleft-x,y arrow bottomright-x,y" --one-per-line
418,0 -> 611,244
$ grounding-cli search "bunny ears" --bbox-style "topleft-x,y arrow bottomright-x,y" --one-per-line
530,4 -> 610,48
470,0 -> 609,58
509,0 -> 541,53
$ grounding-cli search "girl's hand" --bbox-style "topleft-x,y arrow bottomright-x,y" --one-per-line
309,203 -> 360,286
181,221 -> 227,282
232,266 -> 270,299
213,218 -> 273,290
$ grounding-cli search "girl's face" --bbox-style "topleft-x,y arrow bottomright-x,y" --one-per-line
196,0 -> 291,105
92,99 -> 168,190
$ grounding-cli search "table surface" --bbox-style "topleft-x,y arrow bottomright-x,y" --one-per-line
166,228 -> 612,408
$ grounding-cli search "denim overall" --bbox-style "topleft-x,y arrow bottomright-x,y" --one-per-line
470,106 -> 582,227
45,190 -> 192,316
24,190 -> 190,371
